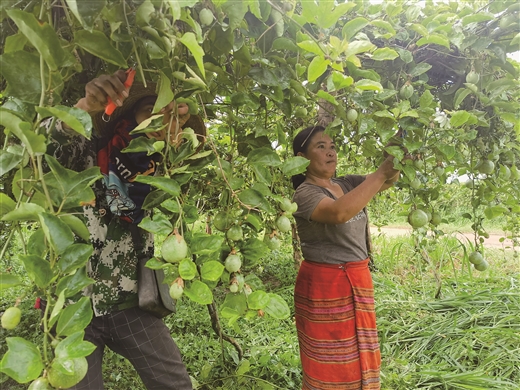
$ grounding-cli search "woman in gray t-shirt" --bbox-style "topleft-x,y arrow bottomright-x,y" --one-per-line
291,125 -> 401,390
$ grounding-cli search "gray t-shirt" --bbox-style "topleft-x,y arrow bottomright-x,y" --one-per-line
293,175 -> 368,264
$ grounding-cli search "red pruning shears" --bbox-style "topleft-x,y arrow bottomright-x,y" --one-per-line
104,68 -> 136,116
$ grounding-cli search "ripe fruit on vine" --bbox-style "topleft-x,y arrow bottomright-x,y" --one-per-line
1,307 -> 21,330
225,253 -> 242,273
226,225 -> 243,241
169,280 -> 184,300
162,230 -> 188,263
466,71 -> 480,84
474,259 -> 489,271
346,108 -> 358,123
468,251 -> 484,265
478,160 -> 495,175
48,357 -> 88,389
399,83 -> 414,99
28,377 -> 52,390
276,215 -> 292,233
408,209 -> 429,229
199,8 -> 214,26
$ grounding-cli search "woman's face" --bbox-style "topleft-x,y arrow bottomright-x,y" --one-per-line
133,97 -> 190,143
299,132 -> 337,178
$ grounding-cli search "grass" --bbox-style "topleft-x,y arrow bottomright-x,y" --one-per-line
1,233 -> 519,389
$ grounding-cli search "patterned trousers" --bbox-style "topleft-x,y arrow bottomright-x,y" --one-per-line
70,306 -> 192,390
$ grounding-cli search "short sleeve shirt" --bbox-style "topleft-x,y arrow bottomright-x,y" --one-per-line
293,175 -> 368,264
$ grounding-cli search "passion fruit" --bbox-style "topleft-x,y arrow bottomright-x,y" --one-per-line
346,108 -> 358,123
408,209 -> 429,229
275,215 -> 292,233
410,178 -> 422,190
434,166 -> 445,177
199,8 -> 214,26
226,225 -> 244,241
264,234 -> 281,250
213,211 -> 232,232
48,357 -> 88,389
399,83 -> 414,99
162,230 -> 188,263
468,251 -> 484,265
294,107 -> 308,118
28,377 -> 52,390
169,280 -> 184,300
430,212 -> 442,226
474,259 -> 489,271
1,307 -> 21,330
466,71 -> 480,84
225,253 -> 242,273
478,160 -> 495,175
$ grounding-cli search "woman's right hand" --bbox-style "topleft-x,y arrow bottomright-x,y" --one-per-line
376,155 -> 400,181
75,70 -> 129,115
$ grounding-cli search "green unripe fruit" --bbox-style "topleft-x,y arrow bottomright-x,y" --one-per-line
466,71 -> 480,84
229,282 -> 239,293
434,166 -> 445,177
399,83 -> 414,99
408,209 -> 429,229
291,94 -> 307,104
294,107 -> 308,118
1,307 -> 21,330
226,225 -> 244,241
478,160 -> 495,175
275,215 -> 292,233
169,283 -> 184,300
410,178 -> 422,190
264,234 -> 281,250
199,8 -> 214,26
346,108 -> 358,123
225,254 -> 242,273
430,212 -> 442,226
468,251 -> 484,265
414,159 -> 425,170
280,198 -> 297,213
213,211 -> 232,232
162,231 -> 188,263
474,259 -> 489,271
28,377 -> 52,390
48,357 -> 88,389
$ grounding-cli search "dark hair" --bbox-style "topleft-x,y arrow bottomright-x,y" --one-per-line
291,125 -> 325,189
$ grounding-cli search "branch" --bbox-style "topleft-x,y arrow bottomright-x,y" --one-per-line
206,301 -> 243,360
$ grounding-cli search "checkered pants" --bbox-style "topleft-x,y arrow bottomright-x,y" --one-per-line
70,307 -> 192,390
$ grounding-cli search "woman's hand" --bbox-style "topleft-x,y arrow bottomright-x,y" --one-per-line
75,70 -> 129,115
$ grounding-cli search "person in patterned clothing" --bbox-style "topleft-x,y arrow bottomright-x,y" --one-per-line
44,70 -> 204,390
291,125 -> 402,390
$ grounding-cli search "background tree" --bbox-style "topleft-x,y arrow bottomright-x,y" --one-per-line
0,0 -> 519,387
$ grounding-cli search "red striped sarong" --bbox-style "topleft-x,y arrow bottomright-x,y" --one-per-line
294,259 -> 380,390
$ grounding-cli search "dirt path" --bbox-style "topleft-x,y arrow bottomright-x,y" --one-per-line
370,226 -> 516,250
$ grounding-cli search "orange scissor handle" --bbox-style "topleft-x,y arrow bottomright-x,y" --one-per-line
105,68 -> 137,116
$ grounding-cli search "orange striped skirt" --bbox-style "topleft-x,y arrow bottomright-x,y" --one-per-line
294,259 -> 381,390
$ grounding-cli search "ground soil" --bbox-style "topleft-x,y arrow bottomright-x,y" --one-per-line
370,226 -> 516,250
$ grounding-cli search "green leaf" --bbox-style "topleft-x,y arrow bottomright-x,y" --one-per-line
200,261 -> 225,282
221,292 -> 247,317
409,63 -> 432,78
0,150 -> 23,177
437,144 -> 456,159
344,40 -> 376,58
59,214 -> 90,242
35,106 -> 92,138
0,109 -> 46,156
264,293 -> 290,319
419,90 -> 434,108
371,48 -> 399,61
122,136 -> 165,155
133,176 -> 180,196
461,13 -> 494,26
0,337 -> 43,384
296,40 -> 323,56
75,30 -> 127,67
247,290 -> 270,310
450,111 -> 471,127
138,214 -> 173,235
56,297 -> 93,337
65,0 -> 106,31
39,212 -> 75,255
308,56 -> 330,83
184,280 -> 213,305
58,244 -> 93,274
417,34 -> 450,49
49,290 -> 66,329
238,189 -> 273,212
179,32 -> 205,79
19,255 -> 53,288
6,9 -> 69,71
55,331 -> 96,359
179,259 -> 197,280
342,17 -> 369,41
484,205 -> 509,219
371,20 -> 396,37
511,32 -> 520,46
354,79 -> 383,92
241,238 -> 269,264
316,2 -> 356,29
0,273 -> 21,290
247,147 -> 281,166
55,267 -> 94,298
190,233 -> 224,255
331,72 -> 354,90
144,257 -> 170,270
281,156 -> 310,176
316,90 -> 338,105
2,203 -> 45,222
0,193 -> 16,218
154,72 -> 175,114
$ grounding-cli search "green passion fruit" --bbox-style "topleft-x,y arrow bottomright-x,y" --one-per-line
199,8 -> 214,26
408,209 -> 429,229
279,198 -> 298,213
275,215 -> 292,233
474,259 -> 489,271
430,212 -> 442,226
48,357 -> 88,389
169,282 -> 184,300
226,225 -> 244,241
225,253 -> 242,273
264,234 -> 281,250
28,377 -> 52,390
466,71 -> 480,84
468,251 -> 484,265
346,108 -> 358,123
1,307 -> 21,330
213,211 -> 232,232
478,160 -> 495,175
162,231 -> 188,263
399,83 -> 414,99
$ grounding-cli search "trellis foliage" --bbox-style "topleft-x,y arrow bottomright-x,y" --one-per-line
0,0 -> 519,386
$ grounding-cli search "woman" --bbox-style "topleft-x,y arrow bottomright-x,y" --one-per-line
291,125 -> 401,390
